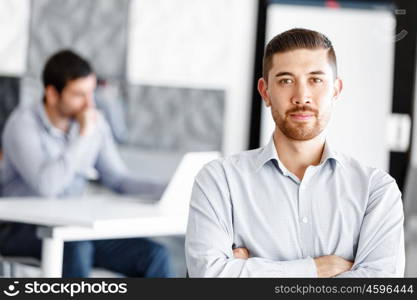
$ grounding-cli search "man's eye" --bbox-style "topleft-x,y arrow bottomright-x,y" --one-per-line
279,79 -> 293,84
312,78 -> 323,83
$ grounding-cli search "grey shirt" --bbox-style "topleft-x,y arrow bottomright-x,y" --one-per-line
1,102 -> 163,198
185,136 -> 405,277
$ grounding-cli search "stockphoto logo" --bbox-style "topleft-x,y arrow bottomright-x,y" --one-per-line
3,281 -> 20,297
2,280 -> 127,297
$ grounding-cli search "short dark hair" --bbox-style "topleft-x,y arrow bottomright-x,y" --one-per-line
42,49 -> 94,95
262,28 -> 337,81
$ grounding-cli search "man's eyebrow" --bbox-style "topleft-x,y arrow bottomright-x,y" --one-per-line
275,70 -> 326,77
309,70 -> 326,75
275,72 -> 294,77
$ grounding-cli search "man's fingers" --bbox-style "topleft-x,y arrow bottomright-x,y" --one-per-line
233,247 -> 250,259
314,255 -> 354,278
347,260 -> 354,269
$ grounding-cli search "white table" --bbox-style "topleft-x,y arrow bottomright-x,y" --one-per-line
0,196 -> 189,277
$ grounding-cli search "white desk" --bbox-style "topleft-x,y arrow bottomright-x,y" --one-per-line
0,196 -> 189,277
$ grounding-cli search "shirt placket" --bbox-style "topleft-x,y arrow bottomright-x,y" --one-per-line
298,166 -> 316,258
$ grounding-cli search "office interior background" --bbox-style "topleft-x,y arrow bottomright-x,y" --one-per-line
0,0 -> 416,277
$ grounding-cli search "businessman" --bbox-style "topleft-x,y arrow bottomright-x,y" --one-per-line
0,50 -> 171,277
185,28 -> 405,277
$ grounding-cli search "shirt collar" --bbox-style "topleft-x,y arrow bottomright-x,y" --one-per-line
255,135 -> 344,173
320,140 -> 343,167
36,101 -> 78,139
254,135 -> 281,173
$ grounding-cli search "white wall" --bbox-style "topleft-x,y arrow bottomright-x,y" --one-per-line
261,4 -> 395,171
0,0 -> 30,76
410,51 -> 417,167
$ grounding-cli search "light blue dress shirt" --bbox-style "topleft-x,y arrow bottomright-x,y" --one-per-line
185,136 -> 405,277
1,102 -> 163,198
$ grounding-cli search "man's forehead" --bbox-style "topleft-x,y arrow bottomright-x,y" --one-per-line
271,48 -> 331,72
65,74 -> 97,89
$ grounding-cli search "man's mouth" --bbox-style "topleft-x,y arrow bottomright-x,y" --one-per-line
289,112 -> 314,121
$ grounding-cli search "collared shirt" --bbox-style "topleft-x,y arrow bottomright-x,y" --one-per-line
1,102 -> 163,198
185,136 -> 405,277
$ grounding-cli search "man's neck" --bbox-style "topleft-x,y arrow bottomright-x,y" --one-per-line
273,128 -> 326,181
44,104 -> 70,133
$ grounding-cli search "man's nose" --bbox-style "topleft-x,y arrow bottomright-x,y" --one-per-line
291,83 -> 311,105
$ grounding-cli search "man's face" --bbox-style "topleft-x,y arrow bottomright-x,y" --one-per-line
258,48 -> 342,141
56,74 -> 97,118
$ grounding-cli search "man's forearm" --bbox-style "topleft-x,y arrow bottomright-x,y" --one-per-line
232,248 -> 353,278
187,255 -> 318,278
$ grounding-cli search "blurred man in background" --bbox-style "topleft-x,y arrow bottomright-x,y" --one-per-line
0,50 -> 172,277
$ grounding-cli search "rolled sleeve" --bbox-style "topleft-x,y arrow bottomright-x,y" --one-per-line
336,171 -> 405,277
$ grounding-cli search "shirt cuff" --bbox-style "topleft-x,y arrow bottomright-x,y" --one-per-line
282,257 -> 318,277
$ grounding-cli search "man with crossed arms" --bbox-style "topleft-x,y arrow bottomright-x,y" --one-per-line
185,28 -> 404,277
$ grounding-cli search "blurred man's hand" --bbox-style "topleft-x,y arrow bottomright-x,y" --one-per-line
76,107 -> 98,136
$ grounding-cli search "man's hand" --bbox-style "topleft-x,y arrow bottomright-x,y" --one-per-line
233,247 -> 250,259
75,107 -> 98,136
314,255 -> 353,278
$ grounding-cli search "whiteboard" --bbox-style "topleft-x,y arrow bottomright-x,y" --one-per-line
261,4 -> 395,171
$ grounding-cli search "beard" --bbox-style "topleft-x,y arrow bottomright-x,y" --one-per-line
272,105 -> 330,141
56,98 -> 81,119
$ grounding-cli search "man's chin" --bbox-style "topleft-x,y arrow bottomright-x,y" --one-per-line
281,125 -> 321,141
57,109 -> 77,119
288,134 -> 317,141
67,111 -> 82,119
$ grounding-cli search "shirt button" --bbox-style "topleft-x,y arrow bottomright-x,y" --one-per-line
302,217 -> 308,224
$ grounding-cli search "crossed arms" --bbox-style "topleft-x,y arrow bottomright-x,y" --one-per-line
233,248 -> 353,278
185,161 -> 405,278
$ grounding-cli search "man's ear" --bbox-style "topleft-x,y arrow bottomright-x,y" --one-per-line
44,85 -> 59,106
333,77 -> 343,101
258,77 -> 271,107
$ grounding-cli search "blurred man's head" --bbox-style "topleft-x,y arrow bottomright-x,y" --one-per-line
42,50 -> 96,118
258,28 -> 342,141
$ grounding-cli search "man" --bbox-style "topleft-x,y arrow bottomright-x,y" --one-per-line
185,28 -> 405,277
0,50 -> 171,277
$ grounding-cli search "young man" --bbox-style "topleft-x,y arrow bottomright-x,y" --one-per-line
185,28 -> 405,277
0,50 -> 171,277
